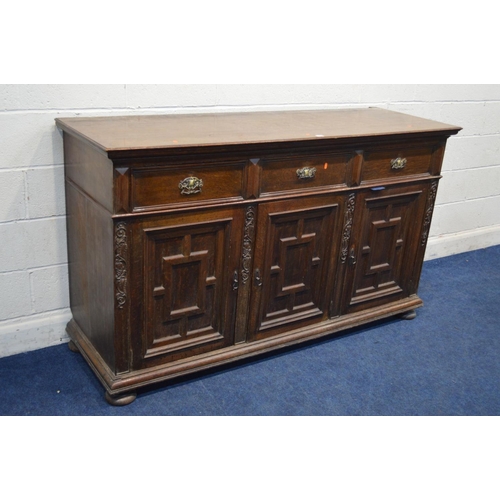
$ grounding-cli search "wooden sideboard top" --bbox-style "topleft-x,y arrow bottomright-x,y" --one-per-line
55,107 -> 461,156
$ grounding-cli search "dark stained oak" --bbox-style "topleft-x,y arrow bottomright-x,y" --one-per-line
130,160 -> 246,211
130,206 -> 243,369
56,108 -> 460,155
67,340 -> 79,353
248,194 -> 344,341
105,391 -> 137,406
341,184 -> 429,314
400,310 -> 417,320
361,142 -> 434,183
57,108 -> 461,405
259,151 -> 349,196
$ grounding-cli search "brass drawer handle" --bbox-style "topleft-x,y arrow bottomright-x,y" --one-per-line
297,166 -> 316,179
179,176 -> 203,195
391,157 -> 407,170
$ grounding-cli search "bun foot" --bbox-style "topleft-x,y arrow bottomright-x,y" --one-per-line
400,309 -> 417,320
68,340 -> 79,352
105,391 -> 137,406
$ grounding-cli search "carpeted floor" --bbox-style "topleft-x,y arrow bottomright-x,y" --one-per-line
1,245 -> 499,416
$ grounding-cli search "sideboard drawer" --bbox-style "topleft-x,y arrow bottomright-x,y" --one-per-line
362,144 -> 434,183
131,162 -> 246,211
260,153 -> 349,196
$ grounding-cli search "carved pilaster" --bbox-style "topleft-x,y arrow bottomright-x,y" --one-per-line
115,222 -> 128,309
241,205 -> 256,284
421,181 -> 438,247
340,194 -> 356,264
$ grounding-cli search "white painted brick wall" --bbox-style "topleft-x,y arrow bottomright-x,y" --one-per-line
26,166 -> 66,218
0,219 -> 67,273
0,170 -> 26,222
442,136 -> 500,171
437,166 -> 500,205
0,84 -> 499,357
0,84 -> 127,111
126,84 -> 218,108
30,265 -> 69,313
0,271 -> 32,319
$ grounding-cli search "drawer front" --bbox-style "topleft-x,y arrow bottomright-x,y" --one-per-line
131,162 -> 246,211
260,153 -> 349,196
362,144 -> 433,183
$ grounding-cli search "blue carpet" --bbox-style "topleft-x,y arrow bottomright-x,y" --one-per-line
1,245 -> 499,415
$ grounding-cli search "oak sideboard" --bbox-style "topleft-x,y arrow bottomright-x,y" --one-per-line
56,108 -> 461,405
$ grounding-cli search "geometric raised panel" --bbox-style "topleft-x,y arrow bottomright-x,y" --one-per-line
349,189 -> 423,307
155,247 -> 210,323
276,231 -> 317,296
252,201 -> 339,335
143,219 -> 231,358
358,211 -> 404,292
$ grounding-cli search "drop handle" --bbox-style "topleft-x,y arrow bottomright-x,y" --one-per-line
254,269 -> 263,287
349,247 -> 357,266
232,270 -> 239,291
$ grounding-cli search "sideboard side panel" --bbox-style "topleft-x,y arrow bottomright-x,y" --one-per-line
63,132 -> 114,213
64,141 -> 116,371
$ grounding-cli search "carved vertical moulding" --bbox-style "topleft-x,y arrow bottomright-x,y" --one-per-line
115,222 -> 128,309
241,205 -> 256,284
340,194 -> 356,263
421,181 -> 438,247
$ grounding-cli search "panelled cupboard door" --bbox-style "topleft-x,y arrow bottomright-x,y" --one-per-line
342,182 -> 431,314
248,195 -> 344,341
129,207 -> 242,369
